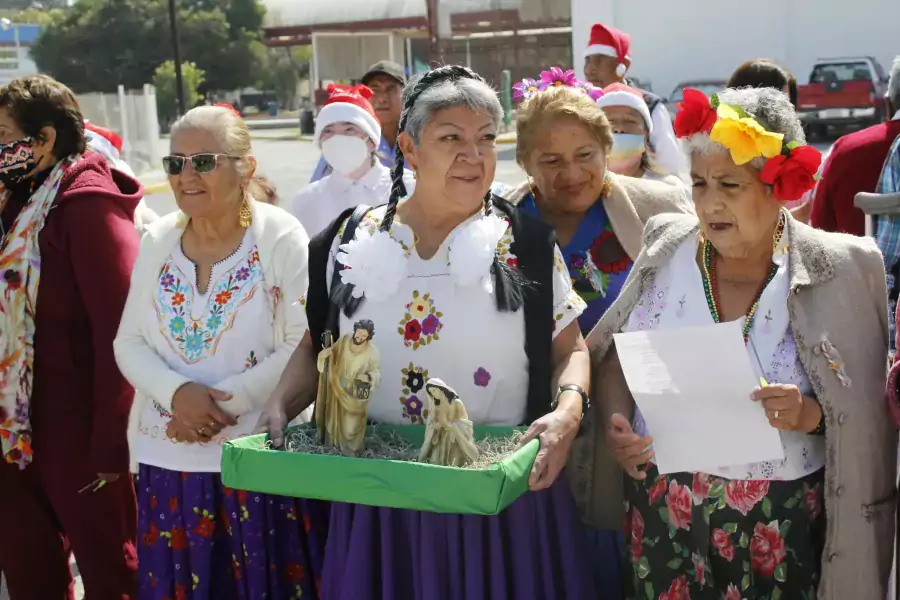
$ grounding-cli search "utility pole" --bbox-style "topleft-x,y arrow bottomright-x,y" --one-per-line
167,0 -> 186,116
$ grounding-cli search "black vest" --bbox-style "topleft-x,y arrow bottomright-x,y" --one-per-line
305,197 -> 558,425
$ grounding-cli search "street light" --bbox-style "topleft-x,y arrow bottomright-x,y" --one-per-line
166,0 -> 186,117
0,19 -> 21,74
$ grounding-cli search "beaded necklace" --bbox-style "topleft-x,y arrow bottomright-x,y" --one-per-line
700,213 -> 786,343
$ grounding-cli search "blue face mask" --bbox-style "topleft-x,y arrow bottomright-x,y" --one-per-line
608,133 -> 646,174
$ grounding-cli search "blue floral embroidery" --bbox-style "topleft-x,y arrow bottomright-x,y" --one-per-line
155,247 -> 263,363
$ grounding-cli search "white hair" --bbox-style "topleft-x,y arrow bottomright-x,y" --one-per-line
682,87 -> 804,170
889,56 -> 900,109
170,105 -> 275,202
402,77 -> 503,145
171,106 -> 252,176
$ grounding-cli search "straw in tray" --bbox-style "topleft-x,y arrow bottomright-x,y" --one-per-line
262,427 -> 526,470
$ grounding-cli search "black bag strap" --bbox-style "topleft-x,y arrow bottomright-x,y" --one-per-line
307,204 -> 372,357
493,196 -> 557,424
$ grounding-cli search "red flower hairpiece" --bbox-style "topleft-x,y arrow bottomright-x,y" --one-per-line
759,144 -> 822,202
214,103 -> 242,118
673,88 -> 718,139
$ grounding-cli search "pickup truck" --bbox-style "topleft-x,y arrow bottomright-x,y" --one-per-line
797,57 -> 889,140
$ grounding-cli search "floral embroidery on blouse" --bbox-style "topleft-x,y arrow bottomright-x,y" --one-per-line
398,290 -> 444,349
496,218 -> 518,269
400,362 -> 430,424
155,246 -> 264,364
245,351 -> 259,370
473,367 -> 491,387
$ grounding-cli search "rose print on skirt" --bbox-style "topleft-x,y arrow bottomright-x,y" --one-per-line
623,465 -> 825,599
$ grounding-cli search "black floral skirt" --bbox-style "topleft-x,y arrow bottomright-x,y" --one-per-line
623,465 -> 825,600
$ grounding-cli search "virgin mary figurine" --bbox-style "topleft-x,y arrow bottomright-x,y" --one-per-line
419,378 -> 479,467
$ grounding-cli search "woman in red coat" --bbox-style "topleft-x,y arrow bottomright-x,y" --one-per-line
0,75 -> 140,599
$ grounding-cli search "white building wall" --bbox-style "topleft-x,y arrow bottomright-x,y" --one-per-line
571,0 -> 899,100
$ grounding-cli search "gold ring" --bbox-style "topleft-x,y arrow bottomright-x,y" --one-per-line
774,410 -> 780,420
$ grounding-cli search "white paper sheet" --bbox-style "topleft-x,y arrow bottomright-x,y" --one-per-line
613,321 -> 785,475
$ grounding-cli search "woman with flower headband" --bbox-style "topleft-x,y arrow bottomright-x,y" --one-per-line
504,68 -> 692,337
258,65 -> 598,598
569,86 -> 896,599
114,104 -> 325,599
503,69 -> 693,595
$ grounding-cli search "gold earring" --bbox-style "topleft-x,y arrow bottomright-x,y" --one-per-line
527,178 -> 537,199
601,172 -> 613,197
239,196 -> 252,228
412,169 -> 417,180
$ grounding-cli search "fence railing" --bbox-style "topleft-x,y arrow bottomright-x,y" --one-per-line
76,84 -> 161,176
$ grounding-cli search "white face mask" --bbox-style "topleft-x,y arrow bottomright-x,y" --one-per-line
321,135 -> 371,176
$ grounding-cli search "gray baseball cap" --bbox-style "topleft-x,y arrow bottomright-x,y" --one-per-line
361,60 -> 406,86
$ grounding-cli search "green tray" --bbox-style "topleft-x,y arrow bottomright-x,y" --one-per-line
220,423 -> 539,515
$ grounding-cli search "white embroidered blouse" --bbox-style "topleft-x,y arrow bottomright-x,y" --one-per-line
135,230 -> 275,472
626,220 -> 825,481
319,205 -> 586,426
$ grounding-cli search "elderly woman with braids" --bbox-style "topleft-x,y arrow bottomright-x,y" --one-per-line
258,66 -> 598,598
569,87 -> 896,599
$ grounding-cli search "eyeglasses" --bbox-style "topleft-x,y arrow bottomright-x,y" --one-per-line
162,153 -> 237,175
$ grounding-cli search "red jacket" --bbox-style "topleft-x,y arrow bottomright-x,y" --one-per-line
1,153 -> 142,473
810,120 -> 900,235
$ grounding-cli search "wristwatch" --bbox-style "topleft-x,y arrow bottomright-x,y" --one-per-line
551,384 -> 591,415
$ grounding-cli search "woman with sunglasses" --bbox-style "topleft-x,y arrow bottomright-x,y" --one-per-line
114,104 -> 326,599
0,75 -> 141,598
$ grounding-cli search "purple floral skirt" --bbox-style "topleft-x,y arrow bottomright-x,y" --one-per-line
137,464 -> 329,600
320,471 -> 597,600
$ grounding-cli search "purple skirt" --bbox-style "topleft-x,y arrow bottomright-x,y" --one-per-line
320,472 -> 597,600
137,464 -> 328,600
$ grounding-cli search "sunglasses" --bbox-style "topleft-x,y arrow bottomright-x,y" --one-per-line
162,153 -> 237,175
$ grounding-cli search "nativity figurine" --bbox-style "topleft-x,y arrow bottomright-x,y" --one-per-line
315,319 -> 381,455
419,378 -> 480,467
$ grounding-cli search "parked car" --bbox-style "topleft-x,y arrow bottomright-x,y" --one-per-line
664,80 -> 727,121
797,56 -> 889,140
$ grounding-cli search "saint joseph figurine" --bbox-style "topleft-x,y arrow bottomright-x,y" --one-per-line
315,319 -> 381,455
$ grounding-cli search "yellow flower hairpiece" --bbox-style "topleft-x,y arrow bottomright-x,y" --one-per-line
710,104 -> 784,166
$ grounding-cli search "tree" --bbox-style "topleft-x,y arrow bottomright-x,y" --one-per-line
153,60 -> 205,124
256,44 -> 311,107
0,7 -> 66,27
0,0 -> 67,10
30,0 -> 264,93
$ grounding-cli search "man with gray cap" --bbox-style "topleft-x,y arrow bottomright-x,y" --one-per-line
309,60 -> 406,183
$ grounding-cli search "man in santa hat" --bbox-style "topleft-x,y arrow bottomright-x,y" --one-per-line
583,23 -> 685,179
84,122 -> 159,235
292,83 -> 415,237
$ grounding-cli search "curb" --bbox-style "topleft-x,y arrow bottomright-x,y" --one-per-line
144,181 -> 171,195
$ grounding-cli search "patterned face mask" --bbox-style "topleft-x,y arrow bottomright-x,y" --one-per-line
0,137 -> 37,185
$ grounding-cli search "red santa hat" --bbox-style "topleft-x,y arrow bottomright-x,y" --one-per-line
595,83 -> 653,134
84,121 -> 124,161
314,84 -> 381,147
585,23 -> 631,79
